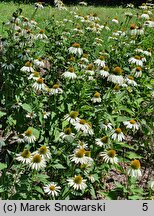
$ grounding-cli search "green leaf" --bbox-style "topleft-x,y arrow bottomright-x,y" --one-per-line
0,140 -> 6,148
34,186 -> 44,195
0,111 -> 6,118
90,186 -> 96,199
21,103 -> 32,112
34,174 -> 49,183
62,120 -> 69,129
116,116 -> 130,122
0,186 -> 5,193
52,163 -> 66,169
0,162 -> 7,170
126,152 -> 142,159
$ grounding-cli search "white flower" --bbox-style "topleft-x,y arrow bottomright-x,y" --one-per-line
37,145 -> 51,159
2,63 -> 15,70
59,127 -> 75,140
16,149 -> 32,164
131,67 -> 142,77
62,67 -> 77,79
140,13 -> 150,20
49,84 -> 63,95
64,111 -> 80,125
95,136 -> 109,148
20,61 -> 34,73
36,30 -> 48,40
70,148 -> 92,165
44,182 -> 61,197
125,76 -> 137,86
112,18 -> 119,24
107,74 -> 124,85
74,119 -> 94,135
67,175 -> 87,190
34,58 -> 45,67
68,43 -> 83,56
35,2 -> 44,9
111,128 -> 125,142
127,160 -> 142,178
148,178 -> 154,191
123,119 -> 140,130
28,71 -> 40,80
32,78 -> 46,91
100,122 -> 113,130
98,66 -> 109,78
94,56 -> 106,67
100,149 -> 118,164
128,56 -> 146,67
43,111 -> 50,119
91,92 -> 101,103
26,112 -> 37,119
23,129 -> 36,143
29,154 -> 46,170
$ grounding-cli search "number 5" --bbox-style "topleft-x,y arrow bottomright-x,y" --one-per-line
142,203 -> 148,211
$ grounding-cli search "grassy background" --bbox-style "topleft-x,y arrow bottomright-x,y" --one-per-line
0,2 -> 139,32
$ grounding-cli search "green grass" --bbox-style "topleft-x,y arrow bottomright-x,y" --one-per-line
0,2 -> 140,34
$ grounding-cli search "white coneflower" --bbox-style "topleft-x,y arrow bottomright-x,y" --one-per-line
36,29 -> 48,40
85,64 -> 95,76
34,58 -> 45,67
23,129 -> 36,143
37,145 -> 51,159
140,13 -> 150,20
112,17 -> 119,24
20,61 -> 34,73
98,66 -> 109,78
74,119 -> 93,135
139,3 -> 148,10
143,49 -> 152,57
59,127 -> 75,140
128,55 -> 146,67
67,175 -> 87,190
70,148 -> 92,165
77,140 -> 89,149
80,53 -> 89,63
44,182 -> 61,197
28,71 -> 40,80
148,177 -> 154,191
100,122 -> 113,130
111,128 -> 125,142
26,112 -> 37,119
42,111 -> 50,119
129,24 -> 137,35
144,20 -> 154,28
91,92 -> 101,103
107,67 -> 124,85
2,63 -> 15,70
32,78 -> 46,91
64,111 -> 80,125
68,43 -> 83,56
100,149 -> 118,164
29,154 -> 46,170
16,149 -> 31,164
131,67 -> 142,77
127,160 -> 142,178
49,84 -> 63,95
137,26 -> 144,35
125,76 -> 137,86
62,67 -> 77,80
123,119 -> 140,130
35,2 -> 44,9
94,56 -> 106,67
95,136 -> 109,148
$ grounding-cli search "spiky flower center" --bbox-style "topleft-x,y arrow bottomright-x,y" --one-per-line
134,55 -> 141,60
136,67 -> 142,71
86,64 -> 94,70
102,66 -> 109,71
130,119 -> 136,124
25,129 -> 33,136
79,119 -> 87,124
72,43 -> 80,48
83,53 -> 88,58
49,185 -> 55,191
64,127 -> 72,134
21,149 -> 31,158
40,29 -> 45,34
32,154 -> 42,163
130,24 -> 136,29
70,111 -> 79,118
99,56 -> 105,60
37,78 -> 44,84
114,84 -> 120,91
39,146 -> 48,155
107,150 -> 116,158
101,136 -> 108,143
131,160 -> 141,169
94,92 -> 101,98
127,76 -> 134,80
75,149 -> 85,158
113,67 -> 123,75
52,84 -> 59,89
33,71 -> 40,77
115,128 -> 122,134
74,175 -> 82,184
69,67 -> 74,73
25,61 -> 32,67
